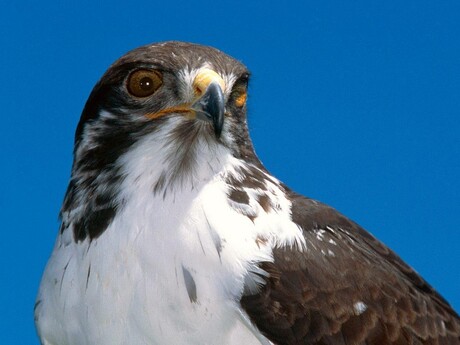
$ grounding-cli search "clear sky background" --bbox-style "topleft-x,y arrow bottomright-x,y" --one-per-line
1,1 -> 459,343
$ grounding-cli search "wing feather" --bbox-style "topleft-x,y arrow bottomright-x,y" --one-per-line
241,192 -> 460,345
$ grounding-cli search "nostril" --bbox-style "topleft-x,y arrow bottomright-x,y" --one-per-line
194,86 -> 203,96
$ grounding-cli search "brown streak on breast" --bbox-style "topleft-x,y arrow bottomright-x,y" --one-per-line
228,188 -> 250,205
257,194 -> 273,213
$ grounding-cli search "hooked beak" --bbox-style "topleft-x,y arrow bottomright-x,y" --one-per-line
191,81 -> 225,138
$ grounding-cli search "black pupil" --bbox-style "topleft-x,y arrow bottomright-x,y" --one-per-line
139,76 -> 153,90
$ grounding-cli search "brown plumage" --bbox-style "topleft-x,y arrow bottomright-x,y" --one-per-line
241,192 -> 460,344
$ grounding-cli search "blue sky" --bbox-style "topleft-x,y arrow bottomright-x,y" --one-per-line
1,1 -> 459,343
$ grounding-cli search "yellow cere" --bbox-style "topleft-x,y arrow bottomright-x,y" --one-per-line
193,69 -> 226,96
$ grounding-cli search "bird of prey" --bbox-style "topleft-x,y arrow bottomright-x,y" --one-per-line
35,41 -> 460,345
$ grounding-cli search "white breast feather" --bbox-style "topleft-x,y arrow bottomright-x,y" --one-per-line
35,117 -> 304,345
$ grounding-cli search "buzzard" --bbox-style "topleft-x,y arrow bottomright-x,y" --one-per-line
35,41 -> 460,345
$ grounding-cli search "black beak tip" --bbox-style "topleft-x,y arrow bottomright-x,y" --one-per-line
213,119 -> 223,138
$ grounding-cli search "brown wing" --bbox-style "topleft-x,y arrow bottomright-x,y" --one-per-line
241,192 -> 460,345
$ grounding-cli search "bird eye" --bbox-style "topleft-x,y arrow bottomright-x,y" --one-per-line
127,69 -> 163,97
232,89 -> 247,107
230,82 -> 248,108
229,74 -> 249,108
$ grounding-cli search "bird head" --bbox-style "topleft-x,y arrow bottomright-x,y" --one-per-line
73,41 -> 255,172
63,42 -> 260,240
